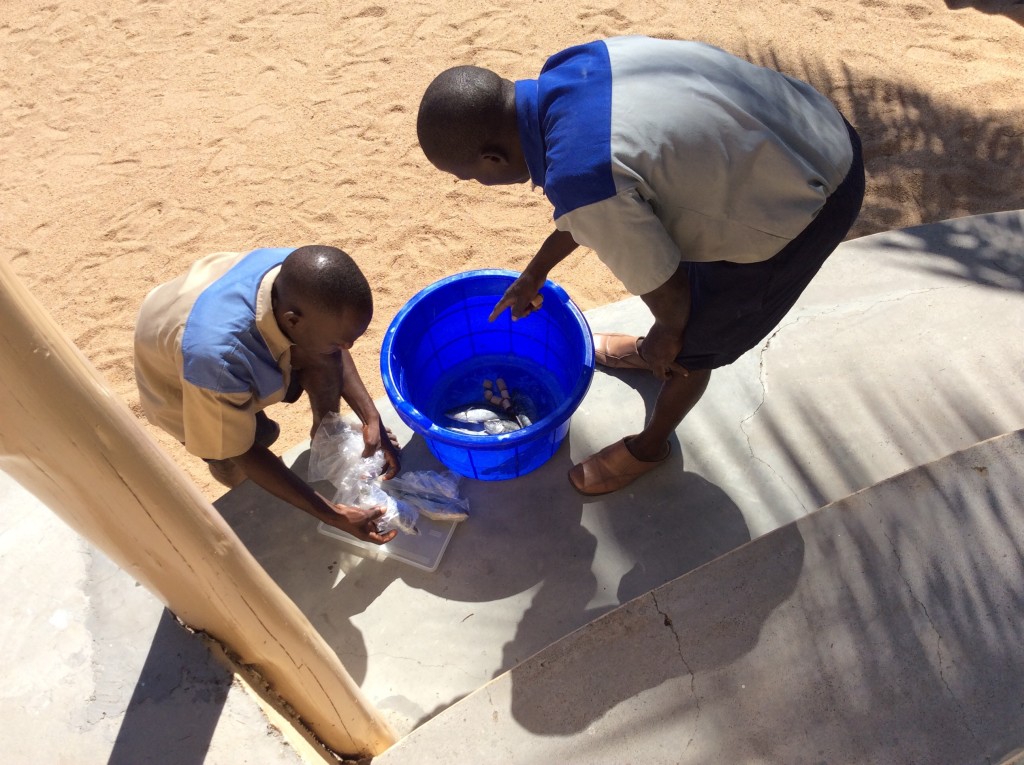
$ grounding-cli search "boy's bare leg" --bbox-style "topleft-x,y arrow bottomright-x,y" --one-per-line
626,368 -> 712,461
291,349 -> 344,438
206,411 -> 283,488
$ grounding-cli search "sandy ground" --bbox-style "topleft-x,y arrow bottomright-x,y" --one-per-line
2,0 -> 1022,500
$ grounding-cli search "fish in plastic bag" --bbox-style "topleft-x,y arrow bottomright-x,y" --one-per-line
373,497 -> 420,536
381,470 -> 470,523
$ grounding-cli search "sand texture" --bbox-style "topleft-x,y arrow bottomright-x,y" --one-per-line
2,0 -> 1022,498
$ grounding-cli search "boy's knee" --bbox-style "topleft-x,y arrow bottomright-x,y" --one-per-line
290,353 -> 345,428
282,375 -> 304,404
254,411 -> 281,448
206,458 -> 247,488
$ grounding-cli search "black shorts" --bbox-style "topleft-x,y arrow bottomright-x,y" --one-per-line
677,119 -> 866,370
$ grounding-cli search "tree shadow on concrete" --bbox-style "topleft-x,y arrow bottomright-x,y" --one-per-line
503,433 -> 1023,762
712,432 -> 1024,762
507,522 -> 806,738
875,212 -> 1024,291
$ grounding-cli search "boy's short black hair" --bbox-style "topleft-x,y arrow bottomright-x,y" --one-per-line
278,245 -> 372,317
417,65 -> 505,165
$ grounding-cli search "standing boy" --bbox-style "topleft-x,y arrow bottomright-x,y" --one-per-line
417,36 -> 864,495
134,244 -> 399,542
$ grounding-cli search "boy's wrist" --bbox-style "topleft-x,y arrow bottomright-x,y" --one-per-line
522,262 -> 550,288
311,490 -> 341,519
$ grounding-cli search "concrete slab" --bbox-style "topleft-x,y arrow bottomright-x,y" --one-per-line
0,470 -> 305,765
213,210 -> 1024,738
374,428 -> 1024,765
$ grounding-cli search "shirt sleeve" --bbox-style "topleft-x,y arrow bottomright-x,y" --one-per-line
555,187 -> 683,295
180,381 -> 257,460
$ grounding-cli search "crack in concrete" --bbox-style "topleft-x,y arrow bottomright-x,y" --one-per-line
348,650 -> 481,681
736,284 -> 959,514
883,528 -> 988,762
738,318 -> 808,513
651,591 -> 700,751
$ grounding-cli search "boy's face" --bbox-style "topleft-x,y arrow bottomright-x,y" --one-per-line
285,303 -> 370,356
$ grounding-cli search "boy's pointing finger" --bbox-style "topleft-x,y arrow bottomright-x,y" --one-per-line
488,297 -> 513,322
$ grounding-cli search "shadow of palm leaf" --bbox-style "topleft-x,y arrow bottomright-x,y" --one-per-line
748,50 -> 1024,291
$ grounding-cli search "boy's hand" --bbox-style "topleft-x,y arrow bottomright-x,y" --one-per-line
325,503 -> 397,545
489,273 -> 545,322
360,421 -> 401,480
641,322 -> 690,381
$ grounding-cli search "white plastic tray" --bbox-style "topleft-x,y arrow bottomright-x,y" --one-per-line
316,515 -> 459,572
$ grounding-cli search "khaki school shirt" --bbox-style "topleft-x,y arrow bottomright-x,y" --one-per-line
133,251 -> 294,460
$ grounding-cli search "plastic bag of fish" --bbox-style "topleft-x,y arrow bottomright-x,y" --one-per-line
380,470 -> 470,523
307,413 -> 420,535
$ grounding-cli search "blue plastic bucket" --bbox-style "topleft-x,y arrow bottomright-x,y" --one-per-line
380,270 -> 594,481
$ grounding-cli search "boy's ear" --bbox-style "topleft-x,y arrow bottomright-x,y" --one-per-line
282,309 -> 302,330
480,146 -> 509,165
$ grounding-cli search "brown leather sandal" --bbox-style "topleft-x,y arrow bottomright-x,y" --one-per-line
568,437 -> 671,496
593,333 -> 651,371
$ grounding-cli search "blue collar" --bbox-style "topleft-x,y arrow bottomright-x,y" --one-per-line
515,79 -> 546,189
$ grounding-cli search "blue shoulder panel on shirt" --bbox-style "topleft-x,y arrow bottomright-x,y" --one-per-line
537,41 -> 616,218
182,247 -> 294,398
515,80 -> 546,189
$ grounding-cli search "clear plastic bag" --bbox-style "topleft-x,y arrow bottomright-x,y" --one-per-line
308,413 -> 419,536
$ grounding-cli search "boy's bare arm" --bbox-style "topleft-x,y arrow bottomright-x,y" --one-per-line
337,349 -> 401,478
229,444 -> 397,544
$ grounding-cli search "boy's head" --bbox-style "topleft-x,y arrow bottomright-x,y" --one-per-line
417,65 -> 529,186
273,245 -> 372,356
